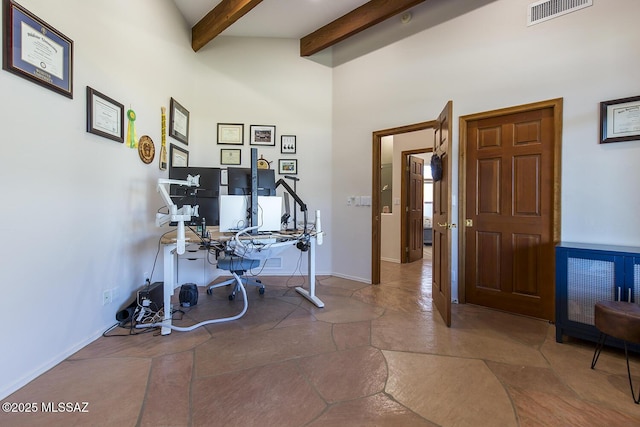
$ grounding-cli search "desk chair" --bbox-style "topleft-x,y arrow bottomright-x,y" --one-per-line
207,256 -> 264,300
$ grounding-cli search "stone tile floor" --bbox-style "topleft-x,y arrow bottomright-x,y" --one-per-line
3,255 -> 640,426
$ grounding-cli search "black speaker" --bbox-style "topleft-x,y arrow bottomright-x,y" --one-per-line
179,283 -> 198,307
115,300 -> 137,324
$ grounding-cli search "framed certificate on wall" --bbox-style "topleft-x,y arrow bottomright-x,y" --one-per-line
2,0 -> 74,98
220,148 -> 241,165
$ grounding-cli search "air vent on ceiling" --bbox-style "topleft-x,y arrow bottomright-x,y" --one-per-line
527,0 -> 593,26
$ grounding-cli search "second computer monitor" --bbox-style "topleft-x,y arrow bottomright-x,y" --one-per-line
227,167 -> 276,196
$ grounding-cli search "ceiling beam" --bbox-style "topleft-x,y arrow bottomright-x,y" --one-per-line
300,0 -> 425,57
192,0 -> 264,52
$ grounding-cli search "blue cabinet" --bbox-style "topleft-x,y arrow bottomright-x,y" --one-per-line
555,242 -> 640,348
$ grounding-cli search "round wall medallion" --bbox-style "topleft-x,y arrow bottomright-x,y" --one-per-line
138,135 -> 155,164
257,154 -> 272,169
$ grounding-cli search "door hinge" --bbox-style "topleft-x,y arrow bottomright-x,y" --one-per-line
405,247 -> 409,252
465,219 -> 473,227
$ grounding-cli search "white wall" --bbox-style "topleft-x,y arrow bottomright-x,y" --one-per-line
0,0 -> 331,399
331,0 -> 640,292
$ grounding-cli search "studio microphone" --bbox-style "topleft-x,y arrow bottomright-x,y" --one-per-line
284,175 -> 300,181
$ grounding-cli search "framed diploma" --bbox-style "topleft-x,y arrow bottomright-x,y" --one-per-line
2,0 -> 73,98
600,95 -> 640,144
169,144 -> 188,169
220,148 -> 241,165
217,123 -> 244,145
86,86 -> 124,143
169,97 -> 189,144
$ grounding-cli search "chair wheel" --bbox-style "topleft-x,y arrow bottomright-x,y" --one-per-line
228,294 -> 235,301
259,287 -> 265,295
206,288 -> 212,295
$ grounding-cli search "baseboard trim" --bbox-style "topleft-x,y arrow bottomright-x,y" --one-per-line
0,327 -> 106,400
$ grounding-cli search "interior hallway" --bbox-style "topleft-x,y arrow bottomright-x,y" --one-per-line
4,253 -> 640,426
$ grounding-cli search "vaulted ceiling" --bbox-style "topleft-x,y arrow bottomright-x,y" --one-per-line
172,0 -> 425,56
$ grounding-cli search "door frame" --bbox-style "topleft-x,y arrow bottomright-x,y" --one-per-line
457,98 -> 563,305
401,149 -> 433,263
372,121 -> 437,284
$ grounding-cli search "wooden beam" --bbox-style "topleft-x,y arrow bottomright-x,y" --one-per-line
300,0 -> 425,57
192,0 -> 264,52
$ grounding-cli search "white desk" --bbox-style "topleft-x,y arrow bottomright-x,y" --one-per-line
159,229 -> 324,335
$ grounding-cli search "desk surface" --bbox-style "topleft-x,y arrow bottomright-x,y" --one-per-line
160,226 -> 303,245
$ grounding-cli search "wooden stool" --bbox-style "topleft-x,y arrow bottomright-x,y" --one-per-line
591,301 -> 640,404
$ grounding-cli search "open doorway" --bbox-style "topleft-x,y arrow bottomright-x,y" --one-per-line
372,121 -> 436,284
379,132 -> 434,264
372,101 -> 454,326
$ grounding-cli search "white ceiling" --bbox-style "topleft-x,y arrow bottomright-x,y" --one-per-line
172,0 -> 373,39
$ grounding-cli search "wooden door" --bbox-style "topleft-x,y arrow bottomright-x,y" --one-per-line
407,155 -> 424,263
432,101 -> 453,327
464,107 -> 556,320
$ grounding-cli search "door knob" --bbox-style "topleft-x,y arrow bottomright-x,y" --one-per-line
438,222 -> 456,229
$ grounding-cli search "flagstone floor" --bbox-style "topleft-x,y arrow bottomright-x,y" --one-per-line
4,254 -> 640,426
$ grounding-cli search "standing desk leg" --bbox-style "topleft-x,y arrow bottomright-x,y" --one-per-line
295,237 -> 324,308
161,244 -> 177,335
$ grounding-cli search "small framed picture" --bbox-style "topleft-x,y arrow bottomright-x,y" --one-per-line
250,125 -> 276,146
600,95 -> 640,144
217,123 -> 244,145
86,86 -> 124,143
169,144 -> 188,168
220,148 -> 241,165
278,159 -> 297,175
281,135 -> 296,154
169,97 -> 189,144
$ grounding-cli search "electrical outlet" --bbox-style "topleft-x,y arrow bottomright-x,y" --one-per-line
102,289 -> 112,306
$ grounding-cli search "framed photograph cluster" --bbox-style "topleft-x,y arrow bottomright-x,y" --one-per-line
279,134 -> 297,174
214,123 -> 298,172
86,86 -> 124,143
600,95 -> 640,144
2,0 -> 73,98
169,97 -> 189,144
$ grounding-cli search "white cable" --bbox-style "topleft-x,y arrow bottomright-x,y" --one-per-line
232,225 -> 303,256
134,272 -> 249,332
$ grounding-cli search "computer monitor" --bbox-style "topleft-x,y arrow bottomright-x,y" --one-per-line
219,195 -> 282,232
168,167 -> 221,226
226,167 -> 276,196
